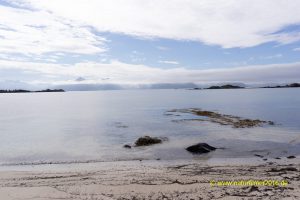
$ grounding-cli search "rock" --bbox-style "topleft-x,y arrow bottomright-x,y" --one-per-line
186,143 -> 216,154
254,154 -> 264,158
123,144 -> 132,149
268,121 -> 275,125
135,136 -> 163,146
287,155 -> 296,159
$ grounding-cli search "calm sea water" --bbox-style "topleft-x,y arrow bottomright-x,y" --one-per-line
0,88 -> 299,165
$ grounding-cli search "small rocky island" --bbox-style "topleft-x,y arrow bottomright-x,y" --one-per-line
261,83 -> 300,88
0,89 -> 65,93
206,84 -> 244,89
189,84 -> 244,90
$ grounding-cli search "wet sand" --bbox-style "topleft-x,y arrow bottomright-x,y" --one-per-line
0,158 -> 299,200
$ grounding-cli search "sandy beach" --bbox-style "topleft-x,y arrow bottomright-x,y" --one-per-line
1,0 -> 300,199
0,158 -> 299,200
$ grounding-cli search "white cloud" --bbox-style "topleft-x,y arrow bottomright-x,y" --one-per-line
0,4 -> 106,55
1,0 -> 300,90
294,47 -> 300,51
157,46 -> 169,51
261,54 -> 283,59
0,59 -> 299,85
159,60 -> 179,65
10,0 -> 300,48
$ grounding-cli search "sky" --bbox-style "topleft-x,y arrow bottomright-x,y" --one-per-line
0,0 -> 300,90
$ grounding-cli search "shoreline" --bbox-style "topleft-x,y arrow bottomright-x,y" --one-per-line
0,155 -> 299,170
0,158 -> 299,199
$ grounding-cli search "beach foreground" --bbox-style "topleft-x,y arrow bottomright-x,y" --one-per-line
0,159 -> 299,200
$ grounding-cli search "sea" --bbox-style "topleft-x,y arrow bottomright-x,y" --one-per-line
0,88 -> 299,166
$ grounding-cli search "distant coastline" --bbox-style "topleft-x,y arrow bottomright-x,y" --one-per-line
260,83 -> 300,89
0,89 -> 65,93
1,83 -> 300,93
190,83 -> 300,90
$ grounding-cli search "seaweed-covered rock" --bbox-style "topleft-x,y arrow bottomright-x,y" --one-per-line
135,136 -> 163,146
186,143 -> 216,154
168,108 -> 274,128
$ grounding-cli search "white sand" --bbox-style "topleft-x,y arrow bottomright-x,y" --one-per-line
0,158 -> 299,200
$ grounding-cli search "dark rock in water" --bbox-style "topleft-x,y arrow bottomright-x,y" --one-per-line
268,121 -> 275,125
186,143 -> 216,154
287,156 -> 296,159
123,144 -> 132,149
254,154 -> 264,158
274,157 -> 281,160
159,137 -> 169,142
192,87 -> 202,90
135,136 -> 163,146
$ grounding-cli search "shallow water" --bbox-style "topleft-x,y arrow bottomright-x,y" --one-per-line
0,88 -> 299,165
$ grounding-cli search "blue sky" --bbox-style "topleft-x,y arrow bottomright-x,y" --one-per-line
0,0 -> 300,89
102,32 -> 300,69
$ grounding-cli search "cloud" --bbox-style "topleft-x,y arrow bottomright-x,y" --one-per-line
294,47 -> 300,51
10,0 -> 300,48
261,54 -> 283,59
0,4 -> 106,55
1,0 -> 300,90
156,46 -> 169,51
0,59 -> 299,87
0,80 -> 40,90
159,60 -> 179,65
